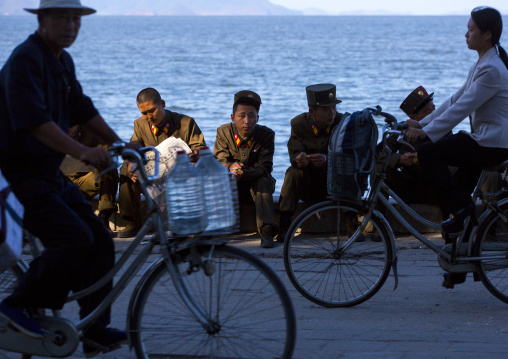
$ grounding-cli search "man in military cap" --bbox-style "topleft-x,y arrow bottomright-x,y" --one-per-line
213,90 -> 278,248
118,88 -> 206,237
277,84 -> 344,241
377,86 -> 439,204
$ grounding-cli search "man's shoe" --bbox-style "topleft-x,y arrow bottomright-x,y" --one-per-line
277,212 -> 292,243
83,327 -> 128,358
0,300 -> 43,338
99,209 -> 117,238
118,218 -> 141,238
260,224 -> 276,248
442,272 -> 467,289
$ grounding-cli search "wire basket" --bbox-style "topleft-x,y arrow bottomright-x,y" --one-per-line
327,150 -> 367,200
0,269 -> 18,298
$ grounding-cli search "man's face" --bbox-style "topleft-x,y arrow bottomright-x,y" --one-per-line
310,105 -> 337,127
39,8 -> 82,53
231,104 -> 259,138
138,100 -> 166,126
411,100 -> 435,122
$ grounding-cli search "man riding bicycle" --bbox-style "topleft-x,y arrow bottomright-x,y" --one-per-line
0,0 -> 138,357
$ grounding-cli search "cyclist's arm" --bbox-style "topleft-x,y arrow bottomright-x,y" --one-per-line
29,121 -> 110,168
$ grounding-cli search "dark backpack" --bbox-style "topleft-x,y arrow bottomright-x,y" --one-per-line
327,107 -> 379,200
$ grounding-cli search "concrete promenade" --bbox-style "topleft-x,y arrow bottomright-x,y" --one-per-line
2,233 -> 508,359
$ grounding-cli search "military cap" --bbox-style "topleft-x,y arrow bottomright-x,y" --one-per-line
306,84 -> 342,107
233,90 -> 262,109
400,86 -> 434,116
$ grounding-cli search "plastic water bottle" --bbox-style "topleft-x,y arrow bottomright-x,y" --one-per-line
165,151 -> 208,235
196,147 -> 239,234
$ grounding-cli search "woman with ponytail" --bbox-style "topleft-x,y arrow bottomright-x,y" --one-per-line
405,6 -> 508,287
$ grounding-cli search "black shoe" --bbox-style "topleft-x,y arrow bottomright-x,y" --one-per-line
118,217 -> 141,238
260,224 -> 276,248
83,327 -> 128,358
277,212 -> 292,243
442,272 -> 467,289
441,204 -> 477,235
100,210 -> 117,238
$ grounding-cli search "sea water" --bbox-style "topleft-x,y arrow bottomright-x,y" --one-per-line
1,15 -> 506,194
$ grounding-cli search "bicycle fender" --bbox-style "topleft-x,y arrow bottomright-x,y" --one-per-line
373,208 -> 399,290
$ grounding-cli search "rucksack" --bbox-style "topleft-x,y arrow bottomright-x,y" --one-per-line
327,107 -> 379,200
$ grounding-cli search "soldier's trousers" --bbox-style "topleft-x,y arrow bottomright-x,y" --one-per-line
118,164 -> 142,220
237,176 -> 276,232
67,169 -> 119,213
279,165 -> 328,214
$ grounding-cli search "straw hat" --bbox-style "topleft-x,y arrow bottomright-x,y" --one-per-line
24,0 -> 96,16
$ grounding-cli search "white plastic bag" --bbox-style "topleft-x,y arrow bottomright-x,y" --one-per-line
0,169 -> 24,273
142,137 -> 191,217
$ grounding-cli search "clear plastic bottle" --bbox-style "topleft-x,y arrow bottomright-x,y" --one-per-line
196,147 -> 239,234
165,151 -> 208,235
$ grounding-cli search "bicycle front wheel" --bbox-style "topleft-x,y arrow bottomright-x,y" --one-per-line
473,201 -> 508,304
130,243 -> 296,359
284,200 -> 393,307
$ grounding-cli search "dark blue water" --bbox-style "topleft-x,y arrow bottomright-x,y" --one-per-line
1,15 -> 506,193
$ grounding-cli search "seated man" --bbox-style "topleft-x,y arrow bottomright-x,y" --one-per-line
62,125 -> 119,236
377,86 -> 439,204
118,88 -> 206,237
277,84 -> 344,241
213,90 -> 278,248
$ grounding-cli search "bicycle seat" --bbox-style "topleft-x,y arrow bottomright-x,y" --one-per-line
483,159 -> 508,172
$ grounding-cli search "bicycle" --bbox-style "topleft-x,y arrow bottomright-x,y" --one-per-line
283,109 -> 508,308
0,142 -> 296,358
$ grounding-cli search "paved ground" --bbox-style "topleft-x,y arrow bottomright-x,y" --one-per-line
2,233 -> 508,358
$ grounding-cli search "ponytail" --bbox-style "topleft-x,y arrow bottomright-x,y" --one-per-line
498,44 -> 508,71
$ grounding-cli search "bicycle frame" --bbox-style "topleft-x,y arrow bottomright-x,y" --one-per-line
359,124 -> 508,268
53,146 -> 216,332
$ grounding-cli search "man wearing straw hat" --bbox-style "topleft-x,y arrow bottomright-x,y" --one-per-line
0,0 -> 132,357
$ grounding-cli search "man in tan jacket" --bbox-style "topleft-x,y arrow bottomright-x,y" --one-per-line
213,91 -> 277,248
278,84 -> 343,241
118,88 -> 206,237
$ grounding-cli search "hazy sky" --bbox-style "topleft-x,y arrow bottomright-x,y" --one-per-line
269,0 -> 508,15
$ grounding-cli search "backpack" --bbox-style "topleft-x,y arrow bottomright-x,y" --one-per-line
327,107 -> 379,200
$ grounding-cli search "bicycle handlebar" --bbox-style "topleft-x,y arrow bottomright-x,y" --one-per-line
96,142 -> 160,185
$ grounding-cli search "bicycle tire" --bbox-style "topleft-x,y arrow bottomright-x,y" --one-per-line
284,200 -> 393,307
473,201 -> 508,304
129,243 -> 296,359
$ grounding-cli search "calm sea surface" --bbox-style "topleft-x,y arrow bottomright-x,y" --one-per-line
1,16 -> 506,194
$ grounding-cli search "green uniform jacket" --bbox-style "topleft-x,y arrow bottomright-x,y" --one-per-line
130,109 -> 205,148
213,123 -> 275,185
287,112 -> 343,166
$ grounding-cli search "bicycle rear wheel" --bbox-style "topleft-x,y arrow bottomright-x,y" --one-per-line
130,242 -> 296,359
284,200 -> 393,307
473,201 -> 508,304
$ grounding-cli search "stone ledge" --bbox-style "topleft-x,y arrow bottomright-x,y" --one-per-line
90,195 -> 443,235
